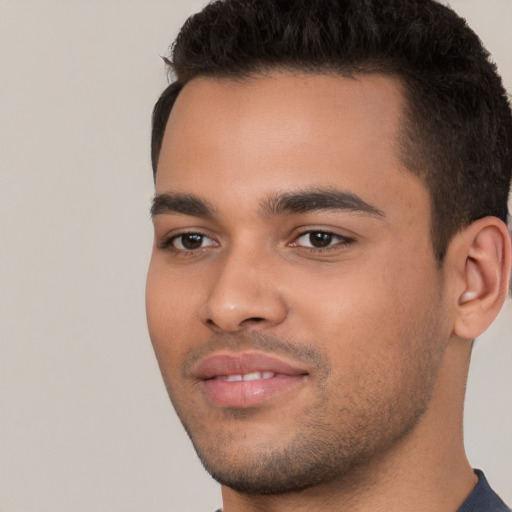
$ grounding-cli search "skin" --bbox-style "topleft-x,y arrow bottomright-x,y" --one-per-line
146,72 -> 509,511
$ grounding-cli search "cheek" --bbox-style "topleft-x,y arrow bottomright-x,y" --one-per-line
146,259 -> 201,365
295,267 -> 444,424
287,247 -> 442,363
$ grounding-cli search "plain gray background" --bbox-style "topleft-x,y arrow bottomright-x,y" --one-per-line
0,1 -> 510,511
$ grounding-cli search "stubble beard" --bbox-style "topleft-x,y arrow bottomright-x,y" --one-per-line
184,378 -> 436,496
164,323 -> 445,497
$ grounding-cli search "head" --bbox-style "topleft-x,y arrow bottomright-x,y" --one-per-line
151,0 -> 512,262
146,0 -> 512,500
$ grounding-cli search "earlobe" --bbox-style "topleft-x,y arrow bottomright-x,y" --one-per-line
451,217 -> 511,340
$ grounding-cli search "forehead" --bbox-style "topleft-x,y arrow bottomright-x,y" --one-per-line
159,72 -> 406,175
156,72 -> 428,227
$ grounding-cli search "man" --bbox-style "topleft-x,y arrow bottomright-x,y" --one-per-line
145,0 -> 512,510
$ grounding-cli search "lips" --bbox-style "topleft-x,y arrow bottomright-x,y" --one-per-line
195,352 -> 308,408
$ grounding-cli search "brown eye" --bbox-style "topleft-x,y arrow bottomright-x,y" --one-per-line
171,233 -> 216,251
308,232 -> 333,247
293,231 -> 352,250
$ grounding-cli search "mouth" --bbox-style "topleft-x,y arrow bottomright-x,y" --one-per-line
214,371 -> 284,382
195,352 -> 309,408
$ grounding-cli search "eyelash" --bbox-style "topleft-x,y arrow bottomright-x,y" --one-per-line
159,232 -> 217,253
290,230 -> 354,252
160,229 -> 354,256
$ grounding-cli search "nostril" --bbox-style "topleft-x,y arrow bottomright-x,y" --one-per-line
205,316 -> 266,330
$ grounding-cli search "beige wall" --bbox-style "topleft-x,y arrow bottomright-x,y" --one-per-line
0,1 -> 510,510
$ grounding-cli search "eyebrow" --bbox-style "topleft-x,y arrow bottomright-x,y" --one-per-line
151,188 -> 385,220
261,188 -> 385,218
151,193 -> 215,219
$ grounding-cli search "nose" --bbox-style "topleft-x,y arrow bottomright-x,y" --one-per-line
201,248 -> 288,333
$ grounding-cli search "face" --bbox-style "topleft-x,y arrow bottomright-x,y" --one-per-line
146,73 -> 451,494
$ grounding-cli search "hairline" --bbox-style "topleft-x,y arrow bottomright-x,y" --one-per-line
153,66 -> 446,262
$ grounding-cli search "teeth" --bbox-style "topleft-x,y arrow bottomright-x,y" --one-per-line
243,371 -> 263,381
226,375 -> 243,382
215,371 -> 276,381
244,371 -> 276,381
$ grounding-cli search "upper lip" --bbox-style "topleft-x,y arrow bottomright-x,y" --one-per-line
195,351 -> 309,380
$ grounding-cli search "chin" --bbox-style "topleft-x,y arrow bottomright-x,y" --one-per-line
185,407 -> 423,496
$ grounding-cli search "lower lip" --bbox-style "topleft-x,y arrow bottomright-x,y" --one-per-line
202,375 -> 305,408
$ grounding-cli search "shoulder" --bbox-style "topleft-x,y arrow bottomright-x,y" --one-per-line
457,470 -> 510,512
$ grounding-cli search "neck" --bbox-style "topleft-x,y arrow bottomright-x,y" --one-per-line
221,337 -> 477,512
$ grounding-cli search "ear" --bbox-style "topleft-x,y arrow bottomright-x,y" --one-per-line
448,217 -> 511,340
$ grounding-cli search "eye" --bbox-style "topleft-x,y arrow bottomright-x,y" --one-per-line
167,233 -> 217,251
292,231 -> 352,249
